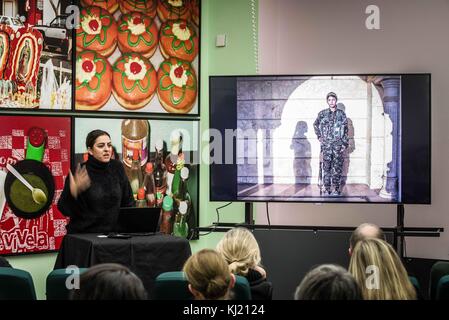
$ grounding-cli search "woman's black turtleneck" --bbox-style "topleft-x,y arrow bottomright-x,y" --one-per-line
57,155 -> 135,234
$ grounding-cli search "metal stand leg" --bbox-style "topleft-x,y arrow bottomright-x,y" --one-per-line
396,204 -> 405,258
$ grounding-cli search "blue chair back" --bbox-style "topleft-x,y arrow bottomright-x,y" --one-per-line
232,275 -> 252,300
0,267 -> 36,300
430,261 -> 449,300
436,275 -> 449,300
153,271 -> 251,300
153,271 -> 192,300
409,276 -> 420,290
46,268 -> 88,300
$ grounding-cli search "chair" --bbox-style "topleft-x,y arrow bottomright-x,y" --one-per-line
153,271 -> 192,300
436,275 -> 449,300
430,261 -> 449,300
232,275 -> 252,300
409,276 -> 420,290
46,268 -> 88,300
153,271 -> 252,300
0,267 -> 36,300
408,275 -> 424,299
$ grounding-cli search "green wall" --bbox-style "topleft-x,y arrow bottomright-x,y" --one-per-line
190,0 -> 258,252
6,0 -> 257,299
7,253 -> 57,300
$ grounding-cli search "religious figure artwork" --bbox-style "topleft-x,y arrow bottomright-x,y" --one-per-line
16,39 -> 32,83
0,20 -> 72,110
0,25 -> 12,79
5,27 -> 43,90
0,27 -> 43,108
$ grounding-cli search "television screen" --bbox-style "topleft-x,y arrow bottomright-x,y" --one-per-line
210,74 -> 431,204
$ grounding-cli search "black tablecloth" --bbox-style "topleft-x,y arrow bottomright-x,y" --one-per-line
54,233 -> 191,297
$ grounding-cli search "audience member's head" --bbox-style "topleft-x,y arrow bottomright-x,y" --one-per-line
294,264 -> 362,300
349,223 -> 385,256
71,263 -> 147,300
183,249 -> 235,300
349,238 -> 416,300
216,227 -> 263,277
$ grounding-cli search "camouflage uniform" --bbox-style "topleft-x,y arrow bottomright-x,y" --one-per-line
313,108 -> 349,194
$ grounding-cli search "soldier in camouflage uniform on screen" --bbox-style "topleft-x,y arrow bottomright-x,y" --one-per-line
313,92 -> 349,196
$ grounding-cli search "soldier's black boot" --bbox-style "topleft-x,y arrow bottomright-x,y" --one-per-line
331,188 -> 341,196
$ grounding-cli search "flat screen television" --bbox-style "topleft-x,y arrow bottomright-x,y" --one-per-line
209,74 -> 431,204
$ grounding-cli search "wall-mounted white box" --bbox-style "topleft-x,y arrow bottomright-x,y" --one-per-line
216,34 -> 226,47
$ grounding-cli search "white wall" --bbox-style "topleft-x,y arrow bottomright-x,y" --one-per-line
257,0 -> 449,260
43,0 -> 58,25
3,0 -> 17,17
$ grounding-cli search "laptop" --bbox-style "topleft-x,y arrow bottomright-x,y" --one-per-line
115,207 -> 161,235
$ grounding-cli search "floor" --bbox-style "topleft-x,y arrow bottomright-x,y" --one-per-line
237,183 -> 397,202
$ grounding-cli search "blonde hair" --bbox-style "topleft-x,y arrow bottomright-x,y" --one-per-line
349,238 -> 416,300
216,227 -> 261,276
183,249 -> 232,300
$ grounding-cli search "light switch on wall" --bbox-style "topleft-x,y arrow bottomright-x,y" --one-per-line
216,34 -> 226,47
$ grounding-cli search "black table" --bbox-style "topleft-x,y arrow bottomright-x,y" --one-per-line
54,233 -> 191,297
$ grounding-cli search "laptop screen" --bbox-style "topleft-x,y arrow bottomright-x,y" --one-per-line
116,207 -> 161,234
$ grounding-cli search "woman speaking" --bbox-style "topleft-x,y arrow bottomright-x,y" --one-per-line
58,130 -> 134,233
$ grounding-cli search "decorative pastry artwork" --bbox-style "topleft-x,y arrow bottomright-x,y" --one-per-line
112,53 -> 157,110
75,0 -> 199,114
159,19 -> 198,62
76,6 -> 118,57
157,57 -> 197,114
119,0 -> 157,17
190,0 -> 200,26
75,50 -> 112,110
81,0 -> 120,14
157,0 -> 191,22
117,12 -> 159,58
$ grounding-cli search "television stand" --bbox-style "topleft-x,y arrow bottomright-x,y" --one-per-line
394,204 -> 444,257
396,204 -> 405,257
245,202 -> 254,225
197,203 -> 443,259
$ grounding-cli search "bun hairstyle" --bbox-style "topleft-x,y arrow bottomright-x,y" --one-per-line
216,227 -> 261,276
183,249 -> 232,300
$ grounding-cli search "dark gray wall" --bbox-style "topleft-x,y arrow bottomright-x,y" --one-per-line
254,229 -> 394,300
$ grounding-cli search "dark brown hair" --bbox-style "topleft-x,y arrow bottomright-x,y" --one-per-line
295,264 -> 362,300
71,263 -> 147,300
86,130 -> 111,149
